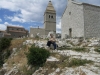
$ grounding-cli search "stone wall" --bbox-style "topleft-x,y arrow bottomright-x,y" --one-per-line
0,33 -> 4,38
83,4 -> 100,38
45,22 -> 56,35
44,12 -> 56,35
6,26 -> 28,38
30,28 -> 45,38
8,32 -> 27,38
61,1 -> 84,39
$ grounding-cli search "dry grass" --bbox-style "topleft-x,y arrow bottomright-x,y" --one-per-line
5,39 -> 46,66
43,53 -> 69,74
43,52 -> 93,74
6,39 -> 28,70
9,38 -> 32,49
50,53 -> 61,59
9,39 -> 24,50
2,38 -> 48,74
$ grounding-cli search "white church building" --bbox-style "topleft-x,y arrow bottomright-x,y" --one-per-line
61,0 -> 100,38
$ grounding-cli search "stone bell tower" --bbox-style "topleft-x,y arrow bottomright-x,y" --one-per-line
44,1 -> 56,35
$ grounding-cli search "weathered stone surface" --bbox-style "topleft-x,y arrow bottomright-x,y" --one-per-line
25,40 -> 33,45
13,48 -> 17,53
61,0 -> 100,38
0,69 -> 6,75
47,56 -> 59,62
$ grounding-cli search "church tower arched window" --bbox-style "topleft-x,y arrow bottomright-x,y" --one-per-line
69,12 -> 71,15
49,15 -> 54,19
49,15 -> 50,18
51,15 -> 53,19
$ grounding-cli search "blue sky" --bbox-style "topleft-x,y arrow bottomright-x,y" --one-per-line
0,0 -> 100,33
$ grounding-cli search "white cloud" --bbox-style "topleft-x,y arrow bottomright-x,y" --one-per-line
0,24 -> 6,30
57,21 -> 61,29
0,0 -> 67,23
12,16 -> 25,23
0,19 -> 2,22
4,22 -> 23,27
4,22 -> 9,25
0,0 -> 99,23
7,16 -> 26,23
0,22 -> 23,30
56,17 -> 61,33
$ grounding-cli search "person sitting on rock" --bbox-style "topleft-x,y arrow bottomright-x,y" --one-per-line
47,33 -> 57,50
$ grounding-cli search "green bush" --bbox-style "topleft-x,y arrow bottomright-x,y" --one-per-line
58,46 -> 72,50
9,38 -> 13,40
21,66 -> 33,75
67,58 -> 92,67
72,47 -> 86,52
27,46 -> 50,67
0,59 -> 4,67
0,53 -> 4,67
0,50 -> 11,67
94,48 -> 100,53
58,47 -> 86,52
0,38 -> 12,67
4,50 -> 11,59
0,38 -> 12,52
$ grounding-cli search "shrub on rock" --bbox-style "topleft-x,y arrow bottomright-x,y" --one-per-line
27,46 -> 50,67
0,38 -> 12,67
0,38 -> 12,52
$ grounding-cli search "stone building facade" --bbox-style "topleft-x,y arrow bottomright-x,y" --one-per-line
61,0 -> 100,38
6,26 -> 28,38
30,1 -> 56,38
30,27 -> 45,38
0,30 -> 5,38
0,30 -> 11,38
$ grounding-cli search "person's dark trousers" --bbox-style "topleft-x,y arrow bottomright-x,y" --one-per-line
47,41 -> 52,47
47,41 -> 57,50
52,42 -> 57,50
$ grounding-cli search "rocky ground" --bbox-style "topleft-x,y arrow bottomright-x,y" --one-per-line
0,38 -> 100,75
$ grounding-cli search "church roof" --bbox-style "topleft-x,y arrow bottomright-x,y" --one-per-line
45,1 -> 56,13
7,25 -> 24,29
71,0 -> 100,8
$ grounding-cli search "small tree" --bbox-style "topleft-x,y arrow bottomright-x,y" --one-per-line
0,38 -> 12,52
0,38 -> 12,67
27,46 -> 50,67
0,53 -> 4,67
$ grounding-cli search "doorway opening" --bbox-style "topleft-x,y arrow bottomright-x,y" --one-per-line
69,28 -> 72,38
